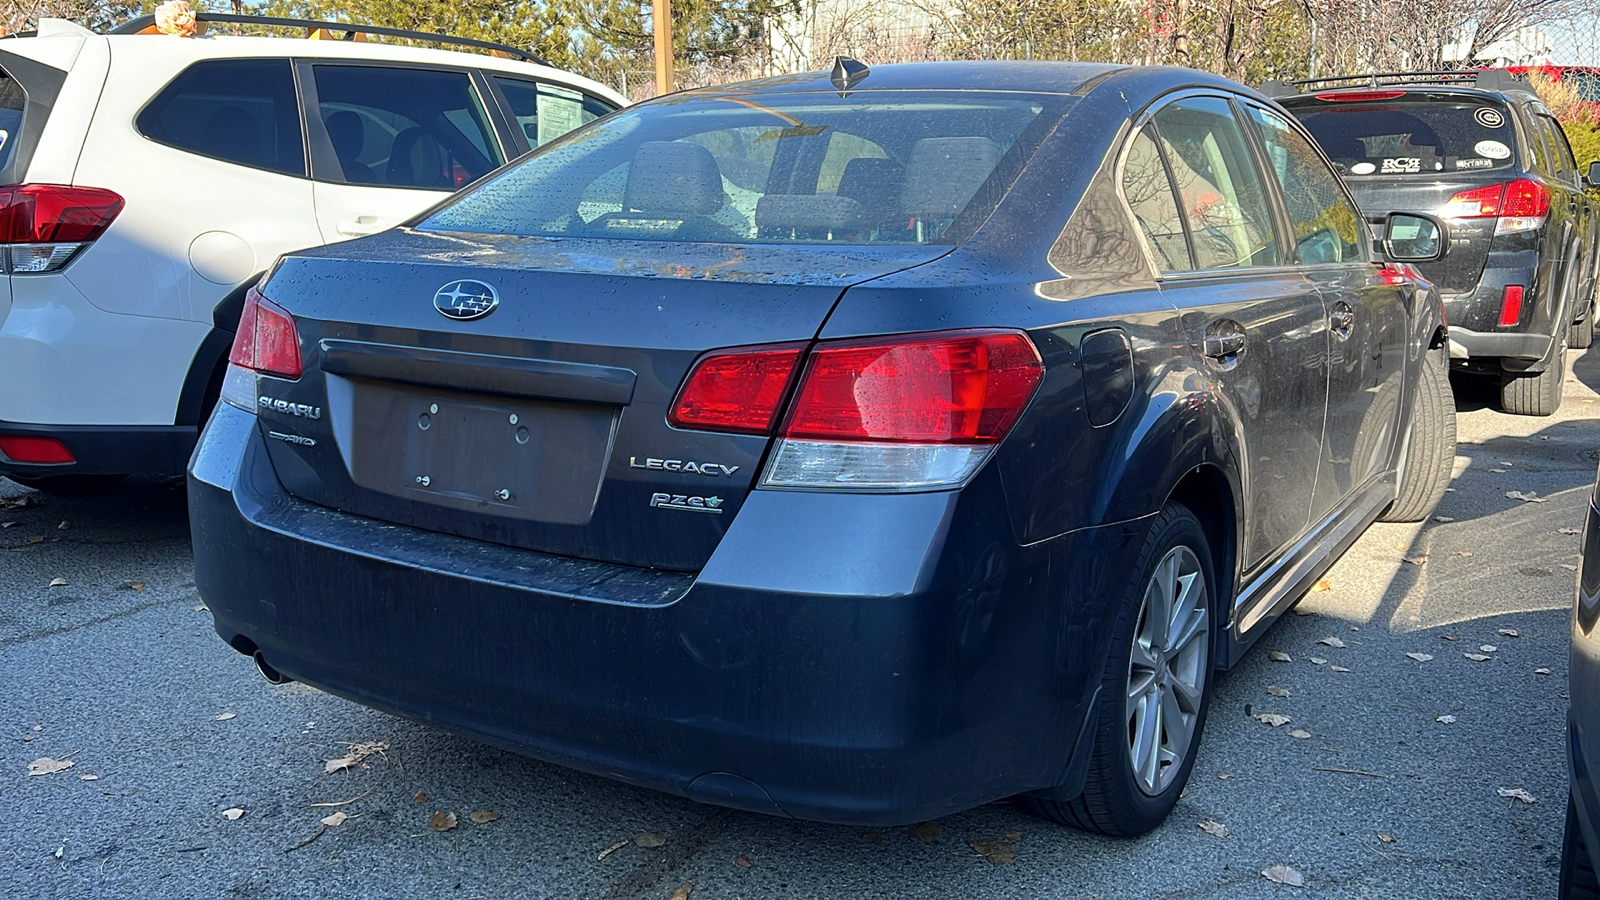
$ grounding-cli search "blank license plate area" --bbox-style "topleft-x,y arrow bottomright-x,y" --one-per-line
344,378 -> 617,525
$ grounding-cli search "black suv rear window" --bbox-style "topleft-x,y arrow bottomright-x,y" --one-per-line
1292,100 -> 1516,176
420,91 -> 1069,246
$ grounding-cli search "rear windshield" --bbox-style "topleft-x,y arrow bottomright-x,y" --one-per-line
1292,100 -> 1517,177
420,91 -> 1070,245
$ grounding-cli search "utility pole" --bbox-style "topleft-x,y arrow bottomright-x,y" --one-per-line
653,0 -> 674,96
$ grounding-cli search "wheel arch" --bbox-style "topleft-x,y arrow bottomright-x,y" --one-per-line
175,275 -> 261,426
1164,463 -> 1239,665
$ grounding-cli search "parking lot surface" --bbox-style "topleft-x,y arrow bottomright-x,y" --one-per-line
6,351 -> 1600,899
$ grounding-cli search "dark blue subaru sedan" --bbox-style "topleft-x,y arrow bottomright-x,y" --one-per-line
190,61 -> 1456,836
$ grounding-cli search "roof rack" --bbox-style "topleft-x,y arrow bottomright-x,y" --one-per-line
106,13 -> 549,66
1260,68 -> 1532,99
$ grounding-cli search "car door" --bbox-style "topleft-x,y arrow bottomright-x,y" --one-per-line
299,61 -> 508,242
1242,102 -> 1410,519
1139,95 -> 1330,573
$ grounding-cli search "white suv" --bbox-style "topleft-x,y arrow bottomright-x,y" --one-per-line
0,14 -> 625,490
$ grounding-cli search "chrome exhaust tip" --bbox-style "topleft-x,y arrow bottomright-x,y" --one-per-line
252,651 -> 292,685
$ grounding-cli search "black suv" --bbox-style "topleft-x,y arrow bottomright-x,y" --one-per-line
1268,70 -> 1598,415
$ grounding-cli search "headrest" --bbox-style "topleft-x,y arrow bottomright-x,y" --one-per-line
755,194 -> 867,231
900,137 -> 1003,218
837,157 -> 905,210
624,141 -> 725,216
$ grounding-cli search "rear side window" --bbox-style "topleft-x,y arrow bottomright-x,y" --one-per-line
1122,125 -> 1191,272
312,65 -> 503,190
1151,97 -> 1281,269
137,59 -> 305,176
493,77 -> 614,149
421,91 -> 1067,246
1292,100 -> 1516,176
1247,106 -> 1364,264
0,70 -> 23,170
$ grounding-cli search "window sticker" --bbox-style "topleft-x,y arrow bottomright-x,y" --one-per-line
1381,157 -> 1422,174
535,84 -> 585,146
1350,161 -> 1376,175
1475,139 -> 1511,159
1475,107 -> 1506,128
1456,157 -> 1494,169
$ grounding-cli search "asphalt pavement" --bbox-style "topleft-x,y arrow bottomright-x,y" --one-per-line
5,350 -> 1599,899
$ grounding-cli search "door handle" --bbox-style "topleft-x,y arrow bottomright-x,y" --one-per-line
1329,302 -> 1355,340
1203,320 -> 1247,363
337,215 -> 386,237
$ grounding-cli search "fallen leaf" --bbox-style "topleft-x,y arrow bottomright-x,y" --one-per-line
1198,819 -> 1228,838
1002,830 -> 1023,841
1309,579 -> 1331,593
1256,713 -> 1292,727
223,808 -> 245,821
1564,564 -> 1580,571
910,820 -> 942,842
735,854 -> 753,869
1464,652 -> 1493,662
28,757 -> 73,776
22,724 -> 41,742
214,712 -> 236,721
193,604 -> 208,612
1442,634 -> 1460,641
320,811 -> 348,827
1266,685 -> 1291,697
1406,652 -> 1434,662
597,839 -> 629,860
1456,551 -> 1474,557
324,741 -> 390,773
1217,772 -> 1234,780
635,832 -> 665,848
1331,665 -> 1352,673
1489,467 -> 1507,473
128,582 -> 144,592
1480,644 -> 1498,653
1536,668 -> 1553,675
667,884 -> 693,900
1268,650 -> 1292,662
47,577 -> 66,587
429,811 -> 457,832
1436,714 -> 1457,724
1317,636 -> 1346,648
1378,832 -> 1397,844
1261,865 -> 1305,887
1288,729 -> 1312,739
1393,543 -> 1409,552
0,521 -> 14,528
413,790 -> 428,804
468,809 -> 501,824
1497,787 -> 1537,804
1403,555 -> 1428,566
1507,491 -> 1547,503
26,535 -> 43,543
1433,515 -> 1454,522
1561,527 -> 1582,535
79,773 -> 98,781
1308,656 -> 1327,665
969,838 -> 1016,865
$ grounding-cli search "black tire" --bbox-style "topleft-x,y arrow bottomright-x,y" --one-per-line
1024,502 -> 1215,837
1569,301 -> 1595,350
1500,334 -> 1566,417
1563,795 -> 1600,900
6,474 -> 127,495
1380,350 -> 1456,523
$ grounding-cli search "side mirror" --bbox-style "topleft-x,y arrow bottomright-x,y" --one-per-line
1380,212 -> 1447,262
1587,160 -> 1600,189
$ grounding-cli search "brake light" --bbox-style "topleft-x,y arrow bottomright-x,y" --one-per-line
1441,183 -> 1506,218
670,345 -> 804,434
1501,179 -> 1550,217
782,331 -> 1043,443
1314,90 -> 1406,102
0,435 -> 74,464
228,286 -> 302,379
0,184 -> 123,274
1499,285 -> 1525,326
1441,179 -> 1548,234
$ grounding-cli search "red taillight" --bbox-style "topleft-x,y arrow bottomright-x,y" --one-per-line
0,184 -> 123,243
1502,179 -> 1550,218
783,331 -> 1044,444
1499,285 -> 1525,326
669,344 -> 804,434
1442,180 -> 1549,219
0,435 -> 74,464
228,286 -> 302,379
1315,90 -> 1407,102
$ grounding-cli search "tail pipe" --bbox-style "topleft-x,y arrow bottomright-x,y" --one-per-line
252,651 -> 293,685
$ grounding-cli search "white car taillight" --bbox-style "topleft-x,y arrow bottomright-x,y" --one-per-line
0,184 -> 123,274
670,330 -> 1045,492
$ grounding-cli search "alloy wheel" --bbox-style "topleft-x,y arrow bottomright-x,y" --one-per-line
1125,545 -> 1210,796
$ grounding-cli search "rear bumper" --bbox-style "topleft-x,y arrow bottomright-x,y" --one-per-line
189,404 -> 1140,825
0,419 -> 196,478
1441,257 -> 1559,369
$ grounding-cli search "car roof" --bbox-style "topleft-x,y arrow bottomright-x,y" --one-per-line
681,60 -> 1130,97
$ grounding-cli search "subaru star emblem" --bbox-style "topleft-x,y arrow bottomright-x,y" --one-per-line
433,279 -> 499,320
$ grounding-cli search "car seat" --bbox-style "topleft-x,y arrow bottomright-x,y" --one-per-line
325,110 -> 379,184
386,127 -> 450,189
202,106 -> 264,169
588,141 -> 737,241
898,137 -> 1002,242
